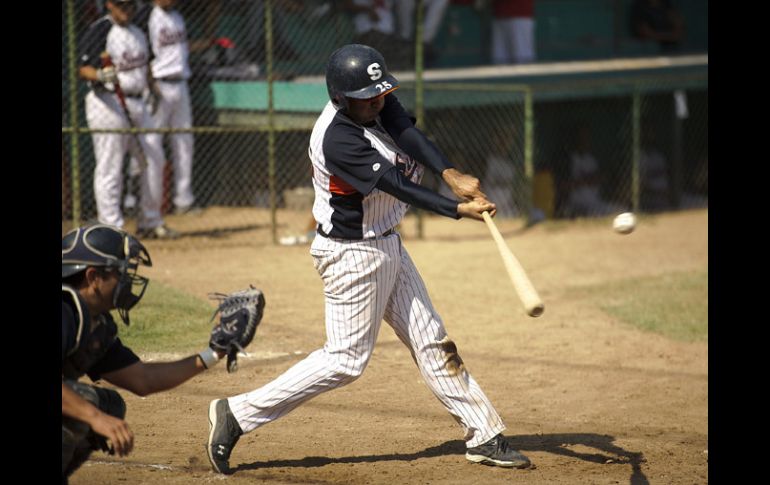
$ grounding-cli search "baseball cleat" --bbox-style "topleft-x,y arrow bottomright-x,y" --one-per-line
465,434 -> 531,468
207,399 -> 242,474
136,224 -> 180,240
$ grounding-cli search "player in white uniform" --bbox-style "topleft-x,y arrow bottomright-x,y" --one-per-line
78,0 -> 178,239
136,0 -> 197,214
206,44 -> 532,473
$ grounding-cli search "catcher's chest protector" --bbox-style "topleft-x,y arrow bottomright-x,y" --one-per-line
62,286 -> 119,380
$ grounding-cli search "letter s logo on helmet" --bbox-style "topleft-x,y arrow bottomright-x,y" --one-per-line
367,63 -> 382,81
325,44 -> 399,110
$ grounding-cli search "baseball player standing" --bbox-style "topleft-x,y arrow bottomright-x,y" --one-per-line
78,0 -> 179,239
207,44 -> 532,473
135,0 -> 200,215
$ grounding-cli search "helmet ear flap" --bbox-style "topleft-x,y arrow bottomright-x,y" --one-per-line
332,93 -> 348,111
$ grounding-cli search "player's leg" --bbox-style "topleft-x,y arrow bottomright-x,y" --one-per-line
227,236 -> 401,433
423,0 -> 450,43
168,82 -> 195,210
85,91 -> 128,228
511,17 -> 536,64
491,19 -> 511,65
395,0 -> 416,40
132,98 -> 168,233
382,244 -> 506,448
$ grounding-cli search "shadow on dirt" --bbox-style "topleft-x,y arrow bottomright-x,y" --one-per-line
235,433 -> 647,484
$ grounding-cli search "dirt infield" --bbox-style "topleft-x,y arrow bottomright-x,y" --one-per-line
70,209 -> 708,485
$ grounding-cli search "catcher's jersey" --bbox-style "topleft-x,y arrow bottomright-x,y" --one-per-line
309,98 -> 423,239
61,285 -> 139,381
137,4 -> 191,80
79,15 -> 150,96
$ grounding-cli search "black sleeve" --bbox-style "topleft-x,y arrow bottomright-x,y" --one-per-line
78,18 -> 111,68
375,166 -> 459,219
133,4 -> 156,61
379,93 -> 454,175
134,4 -> 152,35
323,119 -> 392,195
62,302 -> 77,363
86,338 -> 141,381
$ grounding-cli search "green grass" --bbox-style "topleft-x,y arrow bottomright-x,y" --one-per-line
117,281 -> 215,354
582,270 -> 708,342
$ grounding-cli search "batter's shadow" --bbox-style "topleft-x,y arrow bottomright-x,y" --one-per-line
234,432 -> 648,484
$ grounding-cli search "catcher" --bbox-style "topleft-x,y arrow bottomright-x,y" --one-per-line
61,224 -> 264,484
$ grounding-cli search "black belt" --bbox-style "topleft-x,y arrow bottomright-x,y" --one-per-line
316,226 -> 395,240
156,77 -> 186,83
93,89 -> 142,99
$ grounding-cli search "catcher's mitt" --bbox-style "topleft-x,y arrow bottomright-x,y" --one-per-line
208,285 -> 265,373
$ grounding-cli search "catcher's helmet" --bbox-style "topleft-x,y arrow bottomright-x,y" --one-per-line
325,44 -> 399,110
62,224 -> 152,325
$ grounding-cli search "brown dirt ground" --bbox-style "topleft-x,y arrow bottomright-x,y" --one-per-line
70,209 -> 708,485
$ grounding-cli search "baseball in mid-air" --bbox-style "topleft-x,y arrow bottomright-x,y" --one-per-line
613,212 -> 636,234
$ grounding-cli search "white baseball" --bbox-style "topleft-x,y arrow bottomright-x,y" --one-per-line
613,212 -> 636,234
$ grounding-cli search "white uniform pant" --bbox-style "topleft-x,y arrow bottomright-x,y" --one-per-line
85,90 -> 165,229
491,17 -> 536,65
396,0 -> 450,43
151,80 -> 195,209
229,233 -> 506,448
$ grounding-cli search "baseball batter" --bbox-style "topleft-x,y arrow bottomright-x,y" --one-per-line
207,44 -> 531,473
78,0 -> 177,239
135,0 -> 197,214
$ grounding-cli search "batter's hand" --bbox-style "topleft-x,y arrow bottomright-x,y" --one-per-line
442,168 -> 487,201
458,198 -> 496,221
90,412 -> 134,457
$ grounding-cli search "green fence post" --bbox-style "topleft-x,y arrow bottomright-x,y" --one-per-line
266,0 -> 277,244
66,0 -> 81,225
414,0 -> 425,239
632,86 -> 641,213
524,87 -> 534,225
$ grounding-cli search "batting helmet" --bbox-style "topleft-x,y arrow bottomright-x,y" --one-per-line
62,224 -> 152,325
325,44 -> 399,110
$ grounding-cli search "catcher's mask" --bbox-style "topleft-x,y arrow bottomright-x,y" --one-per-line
62,224 -> 152,325
325,44 -> 399,111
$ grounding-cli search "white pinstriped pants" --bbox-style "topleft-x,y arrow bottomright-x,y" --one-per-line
228,232 -> 506,447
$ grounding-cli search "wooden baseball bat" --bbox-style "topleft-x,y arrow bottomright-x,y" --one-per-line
481,211 -> 544,317
100,52 -> 148,171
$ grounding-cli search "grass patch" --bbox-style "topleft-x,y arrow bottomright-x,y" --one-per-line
116,281 -> 215,354
583,270 -> 708,342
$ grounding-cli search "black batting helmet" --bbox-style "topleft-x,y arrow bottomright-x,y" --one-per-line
325,44 -> 399,110
62,224 -> 152,325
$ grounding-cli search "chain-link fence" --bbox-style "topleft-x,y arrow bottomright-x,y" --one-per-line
62,0 -> 707,245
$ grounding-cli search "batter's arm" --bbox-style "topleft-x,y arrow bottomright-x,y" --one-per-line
379,94 -> 454,175
375,167 -> 496,219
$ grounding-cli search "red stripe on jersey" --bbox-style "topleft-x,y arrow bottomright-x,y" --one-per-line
329,175 -> 357,195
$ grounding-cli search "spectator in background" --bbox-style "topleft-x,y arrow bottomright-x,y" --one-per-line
629,0 -> 685,54
341,0 -> 413,70
638,126 -> 670,212
482,124 -> 544,222
490,0 -> 536,65
79,0 -> 179,240
394,0 -> 450,66
560,124 -> 624,217
135,0 -> 210,216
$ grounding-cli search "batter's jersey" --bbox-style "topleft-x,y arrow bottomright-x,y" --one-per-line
309,98 -> 424,239
79,15 -> 151,96
135,4 -> 191,80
